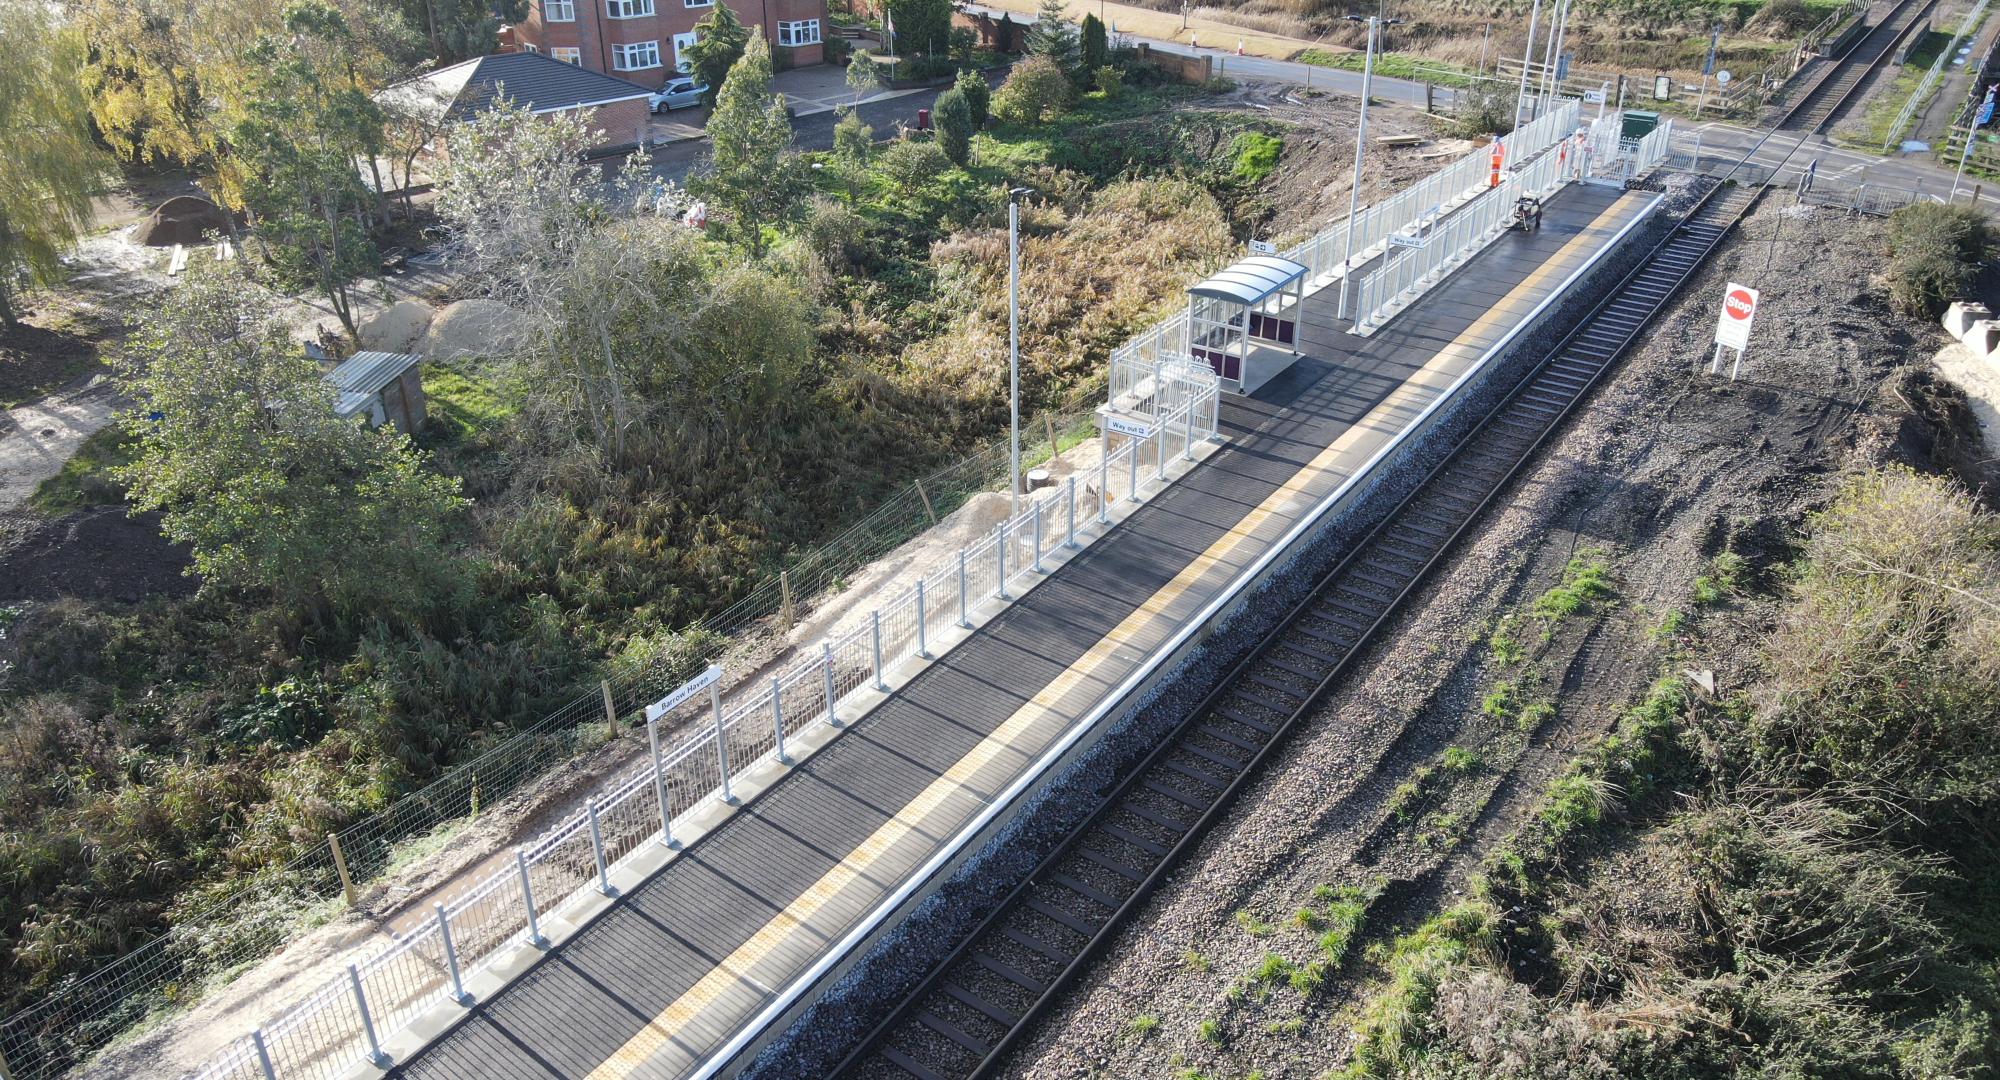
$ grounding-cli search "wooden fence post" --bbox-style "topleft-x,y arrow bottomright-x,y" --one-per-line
601,680 -> 618,742
914,478 -> 939,526
780,569 -> 796,631
1043,413 -> 1060,464
328,832 -> 358,908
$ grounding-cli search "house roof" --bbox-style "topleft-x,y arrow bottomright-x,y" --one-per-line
377,51 -> 653,124
327,351 -> 422,417
1187,256 -> 1310,307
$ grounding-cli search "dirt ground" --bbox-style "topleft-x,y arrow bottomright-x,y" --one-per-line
997,199 -> 1960,1077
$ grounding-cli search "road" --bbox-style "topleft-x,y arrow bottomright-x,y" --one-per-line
1675,117 -> 2000,207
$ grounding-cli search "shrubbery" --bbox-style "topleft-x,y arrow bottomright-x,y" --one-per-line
1885,201 -> 1990,317
992,54 -> 1072,124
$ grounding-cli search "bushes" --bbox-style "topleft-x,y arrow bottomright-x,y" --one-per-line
992,54 -> 1071,124
876,138 -> 954,190
933,86 -> 973,166
953,67 -> 989,128
1885,202 -> 1990,317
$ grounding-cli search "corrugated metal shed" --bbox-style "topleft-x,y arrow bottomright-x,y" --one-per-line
327,351 -> 422,418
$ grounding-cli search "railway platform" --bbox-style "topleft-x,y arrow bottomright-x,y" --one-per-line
384,181 -> 1662,1080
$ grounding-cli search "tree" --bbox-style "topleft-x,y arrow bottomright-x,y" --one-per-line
377,80 -> 454,220
395,0 -> 527,64
0,3 -> 113,327
226,1 -> 385,338
1026,0 -> 1078,69
113,261 -> 468,624
1080,12 -> 1108,74
955,67 -> 990,128
683,1 -> 750,107
694,34 -> 806,255
887,0 -> 954,57
934,87 -> 973,166
992,54 -> 1071,124
73,0 -> 216,169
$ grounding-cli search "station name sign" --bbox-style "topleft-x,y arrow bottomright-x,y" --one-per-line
647,664 -> 724,720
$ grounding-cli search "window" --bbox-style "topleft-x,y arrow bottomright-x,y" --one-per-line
685,0 -> 713,7
612,40 -> 662,69
605,0 -> 653,17
543,0 -> 574,21
552,46 -> 582,64
777,18 -> 820,46
521,42 -> 539,52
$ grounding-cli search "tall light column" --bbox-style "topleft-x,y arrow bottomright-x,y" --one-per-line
1008,187 -> 1035,517
1338,15 -> 1379,321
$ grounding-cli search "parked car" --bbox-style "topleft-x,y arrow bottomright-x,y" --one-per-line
650,78 -> 707,112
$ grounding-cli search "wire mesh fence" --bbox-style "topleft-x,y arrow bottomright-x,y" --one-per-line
177,378 -> 1221,1080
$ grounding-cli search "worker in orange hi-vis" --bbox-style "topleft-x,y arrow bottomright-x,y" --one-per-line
1489,138 -> 1506,188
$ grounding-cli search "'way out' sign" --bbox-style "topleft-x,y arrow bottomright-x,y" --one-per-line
1714,282 -> 1759,351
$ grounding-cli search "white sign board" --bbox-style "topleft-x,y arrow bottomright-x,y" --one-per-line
1583,88 -> 1606,104
1104,415 -> 1154,439
1716,69 -> 1732,85
1388,233 -> 1429,248
646,664 -> 723,720
1248,239 -> 1277,255
1654,74 -> 1672,100
1714,282 -> 1759,351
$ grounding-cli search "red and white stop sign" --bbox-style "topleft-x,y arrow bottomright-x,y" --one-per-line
1714,281 -> 1759,350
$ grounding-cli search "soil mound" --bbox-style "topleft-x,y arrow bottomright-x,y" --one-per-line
358,301 -> 436,354
132,196 -> 234,247
421,299 -> 525,362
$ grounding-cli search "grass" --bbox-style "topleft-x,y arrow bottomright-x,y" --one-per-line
1197,1017 -> 1226,1044
1235,909 -> 1274,936
1529,548 -> 1615,622
30,425 -> 135,516
1441,746 -> 1480,775
1692,550 -> 1746,605
423,368 -> 520,441
1125,1012 -> 1160,1039
1294,49 -> 1479,89
1343,903 -> 1494,1077
1480,680 -> 1519,721
1183,947 -> 1213,972
1487,617 -> 1524,665
1230,132 -> 1283,183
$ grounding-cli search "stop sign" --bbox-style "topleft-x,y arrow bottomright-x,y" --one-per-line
1715,281 -> 1759,350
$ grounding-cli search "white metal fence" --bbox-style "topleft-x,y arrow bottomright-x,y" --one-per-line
186,382 -> 1221,1080
1883,0 -> 1989,151
1351,140 -> 1573,333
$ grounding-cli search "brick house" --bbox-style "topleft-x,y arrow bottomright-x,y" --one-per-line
507,0 -> 827,80
377,51 -> 655,156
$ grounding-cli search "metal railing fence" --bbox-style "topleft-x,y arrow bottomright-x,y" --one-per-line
1352,140 -> 1572,332
182,382 -> 1221,1080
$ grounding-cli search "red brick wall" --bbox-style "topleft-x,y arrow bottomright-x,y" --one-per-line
580,98 -> 653,150
512,0 -> 830,77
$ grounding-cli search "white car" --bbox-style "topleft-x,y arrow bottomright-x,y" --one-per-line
650,77 -> 707,112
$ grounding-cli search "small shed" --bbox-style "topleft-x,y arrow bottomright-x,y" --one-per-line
328,351 -> 427,434
1187,255 -> 1309,394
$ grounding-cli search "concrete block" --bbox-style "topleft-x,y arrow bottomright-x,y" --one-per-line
1944,301 -> 1992,341
1966,319 -> 2000,362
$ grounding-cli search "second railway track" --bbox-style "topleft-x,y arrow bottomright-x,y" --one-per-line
826,8 -> 1921,1076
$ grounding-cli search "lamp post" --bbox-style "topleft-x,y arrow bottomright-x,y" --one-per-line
1338,14 -> 1399,322
1009,186 -> 1035,517
1515,0 -> 1542,128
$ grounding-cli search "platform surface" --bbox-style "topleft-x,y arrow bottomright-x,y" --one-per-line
387,182 -> 1655,1080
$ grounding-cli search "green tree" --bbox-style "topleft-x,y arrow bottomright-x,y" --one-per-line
887,0 -> 953,56
227,0 -> 384,337
1026,0 -> 1078,69
114,262 -> 468,624
694,34 -> 806,255
0,3 -> 114,327
955,67 -> 990,128
934,86 -> 973,166
683,1 -> 750,107
397,0 -> 527,64
992,53 -> 1071,124
1080,12 -> 1108,74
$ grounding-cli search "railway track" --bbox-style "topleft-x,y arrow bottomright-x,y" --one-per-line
826,12 -> 1912,1079
1777,0 -> 1934,131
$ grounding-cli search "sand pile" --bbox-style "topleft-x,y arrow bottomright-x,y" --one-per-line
358,301 -> 435,354
421,299 -> 525,361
